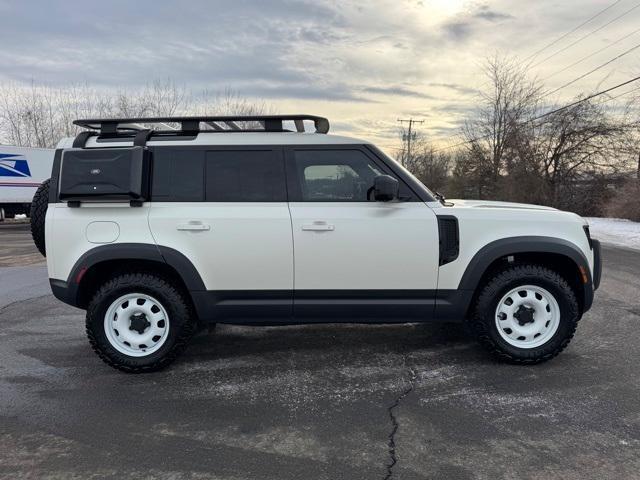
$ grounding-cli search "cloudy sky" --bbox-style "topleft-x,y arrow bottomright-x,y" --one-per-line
1,0 -> 639,150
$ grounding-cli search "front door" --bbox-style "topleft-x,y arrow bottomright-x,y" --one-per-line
286,146 -> 440,321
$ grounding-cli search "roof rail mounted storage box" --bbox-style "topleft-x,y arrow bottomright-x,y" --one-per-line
58,147 -> 149,201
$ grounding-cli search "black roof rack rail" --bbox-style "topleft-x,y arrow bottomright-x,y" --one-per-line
73,115 -> 330,135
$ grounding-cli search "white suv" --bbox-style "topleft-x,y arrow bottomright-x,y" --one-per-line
30,115 -> 602,372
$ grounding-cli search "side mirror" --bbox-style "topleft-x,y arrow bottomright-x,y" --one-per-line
373,175 -> 399,201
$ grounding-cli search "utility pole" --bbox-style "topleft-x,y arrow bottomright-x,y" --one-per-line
397,118 -> 424,166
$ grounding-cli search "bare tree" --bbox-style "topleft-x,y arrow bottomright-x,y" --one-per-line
394,130 -> 452,194
605,88 -> 640,218
461,55 -> 544,198
531,99 -> 629,213
621,86 -> 640,179
448,143 -> 493,198
447,54 -> 637,216
195,87 -> 270,116
192,88 -> 271,130
0,80 -> 270,148
408,147 -> 451,195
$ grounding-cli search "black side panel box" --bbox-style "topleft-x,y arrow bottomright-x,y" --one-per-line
59,147 -> 149,200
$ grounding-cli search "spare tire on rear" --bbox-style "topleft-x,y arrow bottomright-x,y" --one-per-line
30,178 -> 50,257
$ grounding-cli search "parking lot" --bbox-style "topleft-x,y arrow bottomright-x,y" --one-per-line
0,221 -> 639,479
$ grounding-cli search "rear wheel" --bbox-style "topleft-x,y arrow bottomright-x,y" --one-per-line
86,273 -> 197,373
470,264 -> 579,364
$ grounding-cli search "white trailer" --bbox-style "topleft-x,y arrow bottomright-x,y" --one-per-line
0,146 -> 54,220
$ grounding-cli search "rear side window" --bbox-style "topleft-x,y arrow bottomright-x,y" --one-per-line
151,148 -> 287,202
151,149 -> 204,201
205,150 -> 286,202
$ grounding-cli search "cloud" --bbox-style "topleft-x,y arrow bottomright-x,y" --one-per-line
247,83 -> 375,103
439,3 -> 514,42
473,5 -> 514,22
428,83 -> 479,95
0,0 -> 627,146
361,86 -> 436,99
428,125 -> 463,137
442,21 -> 472,41
431,103 -> 478,116
0,0 -> 346,86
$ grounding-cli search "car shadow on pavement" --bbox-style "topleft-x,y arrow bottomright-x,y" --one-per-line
184,322 -> 476,364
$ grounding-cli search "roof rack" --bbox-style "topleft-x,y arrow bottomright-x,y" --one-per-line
73,115 -> 330,135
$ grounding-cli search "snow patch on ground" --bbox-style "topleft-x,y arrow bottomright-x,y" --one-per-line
586,217 -> 640,251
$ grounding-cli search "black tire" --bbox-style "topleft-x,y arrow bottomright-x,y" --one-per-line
86,273 -> 197,373
30,178 -> 50,257
470,264 -> 579,364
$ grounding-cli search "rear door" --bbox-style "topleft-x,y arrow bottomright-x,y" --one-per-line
148,146 -> 293,321
286,146 -> 440,321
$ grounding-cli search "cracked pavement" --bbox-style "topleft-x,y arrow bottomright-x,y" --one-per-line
1,222 -> 639,479
384,361 -> 416,480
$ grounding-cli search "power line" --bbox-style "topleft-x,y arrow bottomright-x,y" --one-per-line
389,4 -> 640,156
430,74 -> 640,153
382,84 -> 639,153
410,3 -> 639,155
544,25 -> 640,81
382,83 -> 640,154
543,41 -> 640,97
524,0 -> 625,62
598,83 -> 640,102
530,2 -> 640,69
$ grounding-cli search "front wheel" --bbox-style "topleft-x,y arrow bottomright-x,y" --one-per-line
470,264 -> 580,364
86,273 -> 197,373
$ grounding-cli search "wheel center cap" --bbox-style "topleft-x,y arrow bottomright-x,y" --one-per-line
129,313 -> 150,334
514,305 -> 536,326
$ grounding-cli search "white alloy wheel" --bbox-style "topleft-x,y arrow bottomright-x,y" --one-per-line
103,293 -> 170,357
495,285 -> 560,349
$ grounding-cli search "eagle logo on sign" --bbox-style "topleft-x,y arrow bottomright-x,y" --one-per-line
0,153 -> 32,177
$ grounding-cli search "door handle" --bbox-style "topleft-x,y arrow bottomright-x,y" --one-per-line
177,222 -> 211,231
302,222 -> 335,232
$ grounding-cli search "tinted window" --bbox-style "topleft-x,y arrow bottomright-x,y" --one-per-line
151,149 -> 204,201
293,149 -> 384,201
205,150 -> 286,202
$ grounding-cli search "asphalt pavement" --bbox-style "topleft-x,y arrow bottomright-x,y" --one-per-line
0,222 -> 639,479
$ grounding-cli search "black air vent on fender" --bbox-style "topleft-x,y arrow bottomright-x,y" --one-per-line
438,216 -> 459,266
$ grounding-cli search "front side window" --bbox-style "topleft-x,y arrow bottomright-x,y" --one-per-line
294,149 -> 385,201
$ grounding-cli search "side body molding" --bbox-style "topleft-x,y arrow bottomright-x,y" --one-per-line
435,236 -> 594,321
49,237 -> 594,324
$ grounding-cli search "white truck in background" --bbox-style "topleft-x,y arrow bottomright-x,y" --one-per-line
0,146 -> 54,220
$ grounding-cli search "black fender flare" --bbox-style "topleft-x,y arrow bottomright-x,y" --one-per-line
56,243 -> 205,308
458,236 -> 592,291
435,236 -> 593,321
